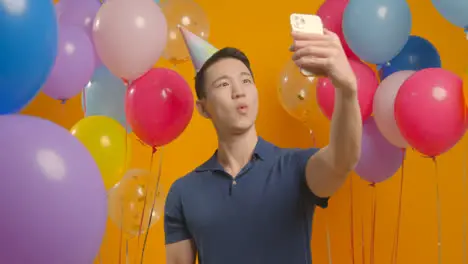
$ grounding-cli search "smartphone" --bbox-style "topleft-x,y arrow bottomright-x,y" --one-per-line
290,13 -> 324,77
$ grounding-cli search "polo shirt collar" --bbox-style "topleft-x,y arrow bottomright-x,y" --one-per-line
195,137 -> 274,172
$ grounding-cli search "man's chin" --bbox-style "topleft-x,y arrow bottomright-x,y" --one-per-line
230,121 -> 255,135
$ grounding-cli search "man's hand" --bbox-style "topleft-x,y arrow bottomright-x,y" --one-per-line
290,29 -> 357,93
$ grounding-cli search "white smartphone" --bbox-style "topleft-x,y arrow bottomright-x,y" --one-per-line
290,13 -> 324,77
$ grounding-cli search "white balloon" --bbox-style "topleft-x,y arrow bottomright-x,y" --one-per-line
373,70 -> 415,148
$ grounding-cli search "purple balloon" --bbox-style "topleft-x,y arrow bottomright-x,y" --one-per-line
355,117 -> 405,183
0,115 -> 107,263
42,24 -> 95,101
58,0 -> 102,68
58,0 -> 101,35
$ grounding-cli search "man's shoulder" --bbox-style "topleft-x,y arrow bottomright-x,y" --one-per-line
167,161 -> 210,194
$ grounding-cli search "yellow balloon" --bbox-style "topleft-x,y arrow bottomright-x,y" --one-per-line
108,169 -> 165,237
159,0 -> 210,65
277,60 -> 319,129
70,116 -> 131,189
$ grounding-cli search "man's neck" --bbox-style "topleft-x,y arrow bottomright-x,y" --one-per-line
216,127 -> 258,177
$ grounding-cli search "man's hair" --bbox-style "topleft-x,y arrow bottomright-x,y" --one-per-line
194,47 -> 254,99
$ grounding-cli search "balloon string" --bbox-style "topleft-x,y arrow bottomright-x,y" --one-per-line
391,152 -> 406,264
83,87 -> 87,114
309,129 -> 317,148
369,184 -> 377,264
118,204 -> 125,264
361,215 -> 366,264
463,138 -> 467,264
432,157 -> 442,264
140,147 -> 164,264
350,176 -> 356,264
136,149 -> 157,251
325,211 -> 333,264
126,239 -> 129,264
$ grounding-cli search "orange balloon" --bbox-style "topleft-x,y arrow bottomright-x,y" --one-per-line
159,0 -> 210,65
108,169 -> 165,237
463,69 -> 468,106
277,60 -> 319,129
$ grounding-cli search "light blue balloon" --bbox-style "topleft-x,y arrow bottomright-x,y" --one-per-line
343,0 -> 412,64
82,66 -> 130,131
432,0 -> 468,29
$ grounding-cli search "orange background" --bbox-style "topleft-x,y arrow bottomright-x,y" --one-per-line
33,0 -> 468,263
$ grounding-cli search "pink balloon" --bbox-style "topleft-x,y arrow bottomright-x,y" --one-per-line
373,70 -> 414,148
395,68 -> 465,157
93,0 -> 167,80
317,0 -> 358,60
316,60 -> 378,121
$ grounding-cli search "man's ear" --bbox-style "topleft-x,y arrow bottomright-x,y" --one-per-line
196,100 -> 210,119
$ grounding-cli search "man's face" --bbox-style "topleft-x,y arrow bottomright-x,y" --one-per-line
197,58 -> 259,134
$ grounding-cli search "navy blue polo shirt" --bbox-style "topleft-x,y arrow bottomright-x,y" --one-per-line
164,137 -> 329,264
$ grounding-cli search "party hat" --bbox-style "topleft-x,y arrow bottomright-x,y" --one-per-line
179,25 -> 218,72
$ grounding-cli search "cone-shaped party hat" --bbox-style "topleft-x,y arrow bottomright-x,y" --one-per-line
179,25 -> 218,72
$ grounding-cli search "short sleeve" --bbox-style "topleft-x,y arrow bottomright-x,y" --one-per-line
291,148 -> 329,209
164,179 -> 193,244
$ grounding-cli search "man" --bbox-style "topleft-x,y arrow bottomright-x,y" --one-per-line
164,26 -> 362,264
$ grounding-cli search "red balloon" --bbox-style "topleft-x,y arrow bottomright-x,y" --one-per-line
394,68 -> 465,157
125,68 -> 194,147
316,60 -> 378,121
317,0 -> 358,60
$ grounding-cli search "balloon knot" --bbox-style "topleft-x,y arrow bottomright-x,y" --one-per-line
60,99 -> 67,104
369,182 -> 376,188
152,146 -> 157,154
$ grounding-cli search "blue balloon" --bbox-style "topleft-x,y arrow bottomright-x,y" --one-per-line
379,36 -> 441,80
343,0 -> 412,64
82,66 -> 130,131
432,0 -> 468,29
0,0 -> 58,114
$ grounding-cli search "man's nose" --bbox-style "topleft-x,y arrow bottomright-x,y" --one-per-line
231,82 -> 246,99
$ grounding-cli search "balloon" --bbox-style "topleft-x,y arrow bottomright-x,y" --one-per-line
343,0 -> 412,64
316,60 -> 378,121
57,0 -> 101,36
355,117 -> 405,183
57,0 -> 102,68
373,70 -> 414,148
42,24 -> 95,101
93,0 -> 167,80
395,68 -> 465,157
463,69 -> 468,105
277,60 -> 318,128
82,66 -> 130,130
0,0 -> 58,114
71,116 -> 131,189
108,169 -> 165,237
159,0 -> 209,65
432,0 -> 468,29
379,36 -> 441,80
0,114 -> 106,263
126,68 -> 194,147
317,0 -> 358,60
